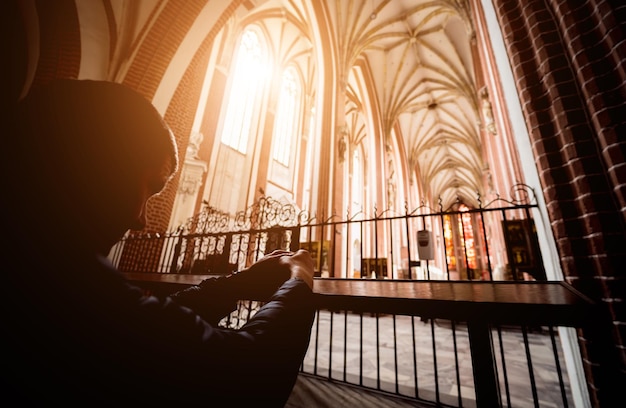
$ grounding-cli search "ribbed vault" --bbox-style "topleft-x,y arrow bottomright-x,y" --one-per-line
324,0 -> 484,209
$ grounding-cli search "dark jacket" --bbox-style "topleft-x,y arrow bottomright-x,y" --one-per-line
4,248 -> 315,407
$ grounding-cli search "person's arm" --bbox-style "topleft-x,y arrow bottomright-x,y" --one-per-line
124,250 -> 315,406
168,250 -> 294,324
211,250 -> 316,406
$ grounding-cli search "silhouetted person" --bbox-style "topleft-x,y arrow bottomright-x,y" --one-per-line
2,79 -> 315,406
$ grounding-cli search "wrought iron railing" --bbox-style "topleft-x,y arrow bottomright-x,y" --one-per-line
303,311 -> 574,407
113,184 -> 592,406
110,183 -> 548,284
124,275 -> 591,407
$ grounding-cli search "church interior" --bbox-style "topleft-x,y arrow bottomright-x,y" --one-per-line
4,0 -> 624,406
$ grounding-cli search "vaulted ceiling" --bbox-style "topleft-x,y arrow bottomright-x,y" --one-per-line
80,0 -> 489,211
331,0 -> 484,208
250,0 -> 485,209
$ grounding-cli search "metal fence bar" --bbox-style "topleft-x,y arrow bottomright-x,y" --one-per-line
343,310 -> 348,382
549,325 -> 569,408
313,309 -> 320,376
521,325 -> 540,407
430,318 -> 440,404
393,314 -> 399,394
495,325 -> 512,407
451,320 -> 463,407
468,321 -> 500,407
329,310 -> 334,380
411,316 -> 418,399
359,312 -> 364,386
376,312 -> 381,390
404,205 -> 413,279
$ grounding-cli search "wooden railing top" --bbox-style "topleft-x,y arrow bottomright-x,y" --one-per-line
123,273 -> 593,327
313,278 -> 593,326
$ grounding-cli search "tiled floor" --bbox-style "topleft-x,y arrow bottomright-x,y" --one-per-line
287,374 -> 433,408
288,311 -> 574,407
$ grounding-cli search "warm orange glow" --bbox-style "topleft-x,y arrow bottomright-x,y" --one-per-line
221,28 -> 272,154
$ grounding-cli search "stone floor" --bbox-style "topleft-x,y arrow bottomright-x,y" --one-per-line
287,374 -> 434,408
286,311 -> 575,407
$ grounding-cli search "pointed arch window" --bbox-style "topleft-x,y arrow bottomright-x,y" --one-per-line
220,28 -> 270,154
443,203 -> 482,279
272,67 -> 300,166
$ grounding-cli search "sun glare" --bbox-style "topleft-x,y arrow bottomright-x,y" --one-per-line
221,28 -> 272,154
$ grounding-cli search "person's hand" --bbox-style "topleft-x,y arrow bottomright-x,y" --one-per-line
244,249 -> 292,282
278,249 -> 314,290
231,249 -> 314,299
231,250 -> 293,300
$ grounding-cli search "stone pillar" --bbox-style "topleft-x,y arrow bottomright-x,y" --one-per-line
169,131 -> 208,230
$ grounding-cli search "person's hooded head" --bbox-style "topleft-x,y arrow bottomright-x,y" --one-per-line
4,79 -> 179,255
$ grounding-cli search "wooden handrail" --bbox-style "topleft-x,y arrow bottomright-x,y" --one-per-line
123,274 -> 592,327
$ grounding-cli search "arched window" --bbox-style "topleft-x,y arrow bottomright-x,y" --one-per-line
443,203 -> 483,280
220,28 -> 270,154
272,67 -> 300,166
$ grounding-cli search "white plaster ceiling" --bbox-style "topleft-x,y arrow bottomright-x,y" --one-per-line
253,0 -> 485,209
334,0 -> 484,209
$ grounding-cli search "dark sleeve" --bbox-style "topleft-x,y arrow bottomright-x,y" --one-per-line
131,278 -> 315,407
168,269 -> 299,325
228,278 -> 315,406
168,275 -> 238,325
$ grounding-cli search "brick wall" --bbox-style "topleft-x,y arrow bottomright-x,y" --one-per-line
118,1 -> 240,271
28,0 -> 81,90
10,0 -> 241,268
123,0 -> 241,233
491,0 -> 626,405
